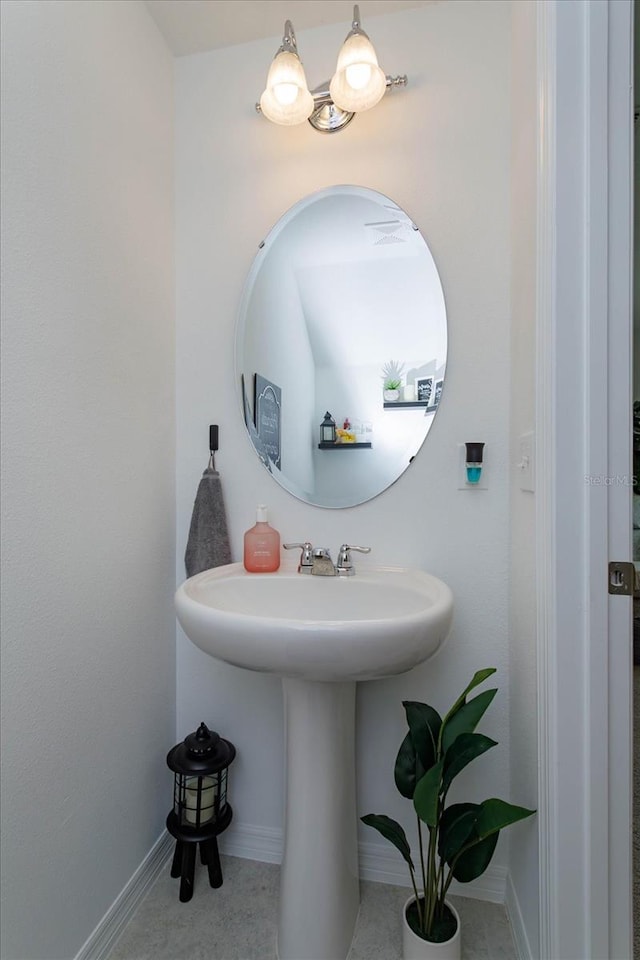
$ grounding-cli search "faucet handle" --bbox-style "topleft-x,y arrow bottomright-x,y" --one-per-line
336,544 -> 371,576
284,541 -> 314,572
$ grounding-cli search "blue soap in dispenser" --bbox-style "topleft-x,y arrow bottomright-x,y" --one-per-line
465,442 -> 485,484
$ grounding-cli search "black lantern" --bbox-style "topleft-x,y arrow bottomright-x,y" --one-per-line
166,722 -> 236,902
320,411 -> 336,444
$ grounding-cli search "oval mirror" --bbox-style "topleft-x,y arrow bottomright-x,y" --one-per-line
235,186 -> 447,508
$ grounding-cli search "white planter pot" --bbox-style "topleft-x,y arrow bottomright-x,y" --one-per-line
384,389 -> 400,402
402,897 -> 461,960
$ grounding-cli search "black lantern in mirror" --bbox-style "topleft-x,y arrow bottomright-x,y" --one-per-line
166,722 -> 236,902
320,411 -> 336,444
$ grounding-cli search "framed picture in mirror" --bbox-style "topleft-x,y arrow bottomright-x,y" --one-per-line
416,377 -> 434,404
254,374 -> 282,470
241,374 -> 271,472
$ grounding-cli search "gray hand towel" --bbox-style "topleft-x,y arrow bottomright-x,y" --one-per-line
185,465 -> 232,577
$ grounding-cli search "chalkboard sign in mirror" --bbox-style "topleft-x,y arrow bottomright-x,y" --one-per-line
254,375 -> 282,471
235,186 -> 447,509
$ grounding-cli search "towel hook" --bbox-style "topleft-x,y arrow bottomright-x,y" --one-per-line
209,424 -> 219,469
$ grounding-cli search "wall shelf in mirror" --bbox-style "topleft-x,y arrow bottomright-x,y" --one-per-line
383,401 -> 439,410
318,442 -> 372,450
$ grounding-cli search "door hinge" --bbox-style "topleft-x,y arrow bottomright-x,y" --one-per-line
608,561 -> 635,596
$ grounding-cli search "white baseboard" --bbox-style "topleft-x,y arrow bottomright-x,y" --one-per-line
505,872 -> 533,960
219,820 -> 283,864
358,838 -> 507,903
74,830 -> 174,960
221,822 -> 507,904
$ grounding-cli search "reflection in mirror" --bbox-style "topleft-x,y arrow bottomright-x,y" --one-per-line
235,186 -> 447,508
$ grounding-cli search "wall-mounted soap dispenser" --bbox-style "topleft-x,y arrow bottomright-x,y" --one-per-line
458,442 -> 487,489
465,442 -> 485,483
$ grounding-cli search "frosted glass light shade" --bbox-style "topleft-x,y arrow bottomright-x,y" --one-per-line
260,51 -> 314,126
329,34 -> 387,113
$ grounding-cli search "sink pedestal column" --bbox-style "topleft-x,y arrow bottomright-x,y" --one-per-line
278,679 -> 359,960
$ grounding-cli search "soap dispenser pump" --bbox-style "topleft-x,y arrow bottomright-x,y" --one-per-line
243,505 -> 281,573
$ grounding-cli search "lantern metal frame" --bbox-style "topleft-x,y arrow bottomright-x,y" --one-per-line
320,411 -> 337,444
166,722 -> 236,902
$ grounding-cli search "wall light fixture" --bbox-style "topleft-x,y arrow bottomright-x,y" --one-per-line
256,5 -> 407,133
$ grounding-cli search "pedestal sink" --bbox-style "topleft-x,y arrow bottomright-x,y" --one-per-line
175,563 -> 453,960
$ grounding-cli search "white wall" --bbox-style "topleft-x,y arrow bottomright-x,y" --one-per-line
0,3 -> 175,958
508,1 -> 539,955
176,0 -> 514,879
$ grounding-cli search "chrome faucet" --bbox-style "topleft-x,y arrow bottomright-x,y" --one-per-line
336,544 -> 371,577
284,542 -> 371,576
310,547 -> 336,577
283,541 -> 314,574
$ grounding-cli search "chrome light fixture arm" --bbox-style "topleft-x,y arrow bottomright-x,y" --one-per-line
308,74 -> 407,133
278,19 -> 298,57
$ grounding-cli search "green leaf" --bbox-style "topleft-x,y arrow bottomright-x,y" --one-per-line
451,831 -> 499,882
448,798 -> 536,884
360,814 -> 414,870
404,701 -> 442,771
475,798 -> 536,838
441,689 -> 497,754
394,702 -> 442,799
442,668 -> 496,727
438,803 -> 479,862
413,759 -> 444,827
441,732 -> 497,796
394,732 -> 421,800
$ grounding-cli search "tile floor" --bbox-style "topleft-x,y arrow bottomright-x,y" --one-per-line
109,855 -> 518,960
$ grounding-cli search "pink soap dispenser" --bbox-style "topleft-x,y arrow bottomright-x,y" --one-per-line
243,505 -> 281,573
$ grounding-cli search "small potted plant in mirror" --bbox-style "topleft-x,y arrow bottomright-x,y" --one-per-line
362,668 -> 535,960
382,360 -> 405,401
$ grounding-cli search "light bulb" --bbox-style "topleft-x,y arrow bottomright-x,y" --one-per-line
273,82 -> 299,106
345,62 -> 372,91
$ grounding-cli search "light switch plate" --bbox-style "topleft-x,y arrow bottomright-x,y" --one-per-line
458,443 -> 488,489
518,431 -> 535,492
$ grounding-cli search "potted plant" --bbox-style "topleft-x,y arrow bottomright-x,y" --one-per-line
362,668 -> 535,959
382,360 -> 405,401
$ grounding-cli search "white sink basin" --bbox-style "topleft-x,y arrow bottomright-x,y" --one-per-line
175,562 -> 453,682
